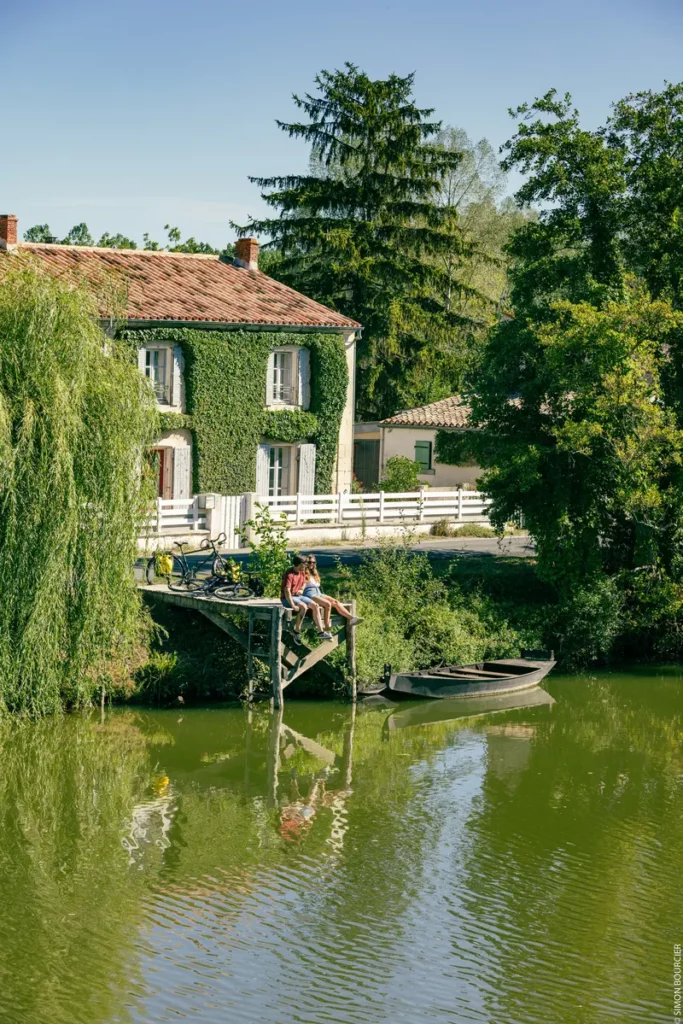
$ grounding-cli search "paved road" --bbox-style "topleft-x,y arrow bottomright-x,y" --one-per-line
139,534 -> 535,574
305,534 -> 535,567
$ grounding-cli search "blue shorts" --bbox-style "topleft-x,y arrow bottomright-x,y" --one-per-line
282,595 -> 312,609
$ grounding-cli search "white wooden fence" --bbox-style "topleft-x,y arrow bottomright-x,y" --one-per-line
146,497 -> 207,534
261,488 -> 490,526
142,487 -> 490,545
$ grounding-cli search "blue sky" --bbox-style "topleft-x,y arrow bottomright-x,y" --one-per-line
4,0 -> 681,248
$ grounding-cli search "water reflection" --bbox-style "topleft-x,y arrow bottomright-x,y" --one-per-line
0,674 -> 680,1023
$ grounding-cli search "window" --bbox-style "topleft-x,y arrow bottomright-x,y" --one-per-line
271,350 -> 294,405
266,347 -> 309,408
268,445 -> 292,496
145,347 -> 170,404
414,440 -> 433,472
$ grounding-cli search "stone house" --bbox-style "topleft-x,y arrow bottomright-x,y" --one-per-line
354,395 -> 480,490
0,216 -> 360,498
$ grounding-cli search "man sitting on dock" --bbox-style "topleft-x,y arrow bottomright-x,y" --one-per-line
281,555 -> 332,640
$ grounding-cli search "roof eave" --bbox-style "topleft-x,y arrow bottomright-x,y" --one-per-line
99,318 -> 360,335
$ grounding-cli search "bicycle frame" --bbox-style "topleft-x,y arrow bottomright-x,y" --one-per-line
171,532 -> 227,577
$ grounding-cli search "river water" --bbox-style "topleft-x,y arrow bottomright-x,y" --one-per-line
0,671 -> 680,1024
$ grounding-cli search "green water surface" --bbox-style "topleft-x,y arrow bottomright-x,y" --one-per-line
0,672 -> 681,1024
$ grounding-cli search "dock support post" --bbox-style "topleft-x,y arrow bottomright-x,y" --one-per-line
247,608 -> 256,702
342,700 -> 356,789
345,599 -> 357,702
267,703 -> 283,807
271,606 -> 284,708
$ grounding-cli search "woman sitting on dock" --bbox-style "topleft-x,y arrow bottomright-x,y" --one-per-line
303,556 -> 363,632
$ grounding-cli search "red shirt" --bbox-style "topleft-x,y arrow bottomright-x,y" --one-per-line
281,568 -> 306,602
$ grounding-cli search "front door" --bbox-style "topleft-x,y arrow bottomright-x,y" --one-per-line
149,448 -> 174,498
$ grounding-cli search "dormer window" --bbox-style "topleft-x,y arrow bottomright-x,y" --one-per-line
266,347 -> 309,409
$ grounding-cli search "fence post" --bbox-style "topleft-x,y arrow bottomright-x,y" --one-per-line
243,492 -> 256,546
418,487 -> 425,522
337,492 -> 344,525
156,497 -> 163,534
192,495 -> 199,530
379,490 -> 385,524
457,488 -> 463,520
295,492 -> 302,527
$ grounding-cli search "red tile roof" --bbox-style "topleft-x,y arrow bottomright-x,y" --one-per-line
8,243 -> 360,330
380,395 -> 471,428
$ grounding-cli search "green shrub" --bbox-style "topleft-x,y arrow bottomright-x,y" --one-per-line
429,518 -> 453,537
335,537 -> 532,683
452,523 -> 495,538
380,456 -> 423,492
551,576 -> 623,668
239,502 -> 291,597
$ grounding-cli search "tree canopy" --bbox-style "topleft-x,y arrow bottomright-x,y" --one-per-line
437,81 -> 683,661
23,221 -> 233,256
242,64 -> 497,418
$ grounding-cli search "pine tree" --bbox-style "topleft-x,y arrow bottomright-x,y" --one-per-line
243,64 -> 488,418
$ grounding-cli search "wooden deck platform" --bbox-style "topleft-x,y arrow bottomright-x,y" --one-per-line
139,584 -> 357,706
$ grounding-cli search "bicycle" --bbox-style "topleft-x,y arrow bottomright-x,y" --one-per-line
213,565 -> 265,602
146,533 -> 229,590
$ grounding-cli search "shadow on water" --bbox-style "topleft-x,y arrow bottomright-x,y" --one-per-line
0,671 -> 681,1023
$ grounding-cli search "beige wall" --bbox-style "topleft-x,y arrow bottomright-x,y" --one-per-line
334,330 -> 358,492
381,425 -> 481,487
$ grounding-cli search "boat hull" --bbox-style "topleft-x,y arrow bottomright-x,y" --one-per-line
387,658 -> 555,700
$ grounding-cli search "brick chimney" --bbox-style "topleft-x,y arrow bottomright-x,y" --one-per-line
0,214 -> 18,250
234,237 -> 259,271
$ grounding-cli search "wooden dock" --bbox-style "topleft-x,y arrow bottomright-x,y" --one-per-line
139,584 -> 357,707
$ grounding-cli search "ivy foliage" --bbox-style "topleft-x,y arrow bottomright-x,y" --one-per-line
120,328 -> 348,494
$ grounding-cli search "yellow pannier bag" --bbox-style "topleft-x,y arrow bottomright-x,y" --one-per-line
156,553 -> 174,576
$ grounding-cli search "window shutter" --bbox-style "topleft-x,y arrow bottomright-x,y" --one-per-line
298,443 -> 316,494
298,347 -> 310,409
171,345 -> 183,408
266,353 -> 275,405
414,440 -> 432,471
137,346 -> 147,376
256,443 -> 270,494
172,446 -> 192,498
282,352 -> 293,403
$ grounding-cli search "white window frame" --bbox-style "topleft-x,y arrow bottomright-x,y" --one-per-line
144,345 -> 172,406
266,347 -> 300,408
268,444 -> 293,496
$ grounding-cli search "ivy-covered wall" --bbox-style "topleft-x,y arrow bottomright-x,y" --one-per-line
120,327 -> 349,494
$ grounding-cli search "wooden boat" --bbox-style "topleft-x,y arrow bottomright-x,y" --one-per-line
385,651 -> 555,700
386,686 -> 555,731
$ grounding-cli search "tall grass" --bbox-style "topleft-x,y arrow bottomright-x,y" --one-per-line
0,260 -> 157,714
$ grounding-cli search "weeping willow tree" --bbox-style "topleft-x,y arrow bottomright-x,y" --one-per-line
0,259 -> 157,715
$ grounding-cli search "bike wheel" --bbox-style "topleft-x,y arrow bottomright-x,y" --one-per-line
212,554 -> 228,577
145,556 -> 156,585
168,572 -> 202,592
214,583 -> 253,601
